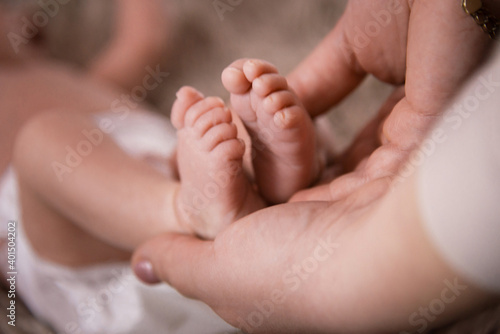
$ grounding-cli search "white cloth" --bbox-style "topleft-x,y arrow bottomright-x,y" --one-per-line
0,110 -> 237,334
92,109 -> 177,162
417,48 -> 500,293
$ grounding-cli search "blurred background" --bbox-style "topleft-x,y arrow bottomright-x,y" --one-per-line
41,0 -> 392,152
1,0 -> 498,333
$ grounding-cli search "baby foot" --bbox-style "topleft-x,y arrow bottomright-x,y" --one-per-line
222,59 -> 320,203
171,86 -> 264,239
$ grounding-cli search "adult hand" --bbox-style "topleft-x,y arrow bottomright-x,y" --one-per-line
288,0 -> 493,201
132,1 -> 498,332
132,176 -> 493,333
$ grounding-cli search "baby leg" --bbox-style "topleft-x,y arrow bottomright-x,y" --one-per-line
222,59 -> 320,203
171,86 -> 265,239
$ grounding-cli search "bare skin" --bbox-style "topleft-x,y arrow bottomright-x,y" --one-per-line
6,4 -> 316,266
131,0 -> 498,332
1,1 -> 174,266
287,0 -> 493,202
172,66 -> 322,237
172,86 -> 265,239
2,9 -> 319,266
133,172 -> 497,333
222,59 -> 320,204
0,0 -> 171,181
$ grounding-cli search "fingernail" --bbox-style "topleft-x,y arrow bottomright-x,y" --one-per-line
133,260 -> 160,284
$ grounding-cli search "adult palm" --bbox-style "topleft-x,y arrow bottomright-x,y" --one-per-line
132,0 -> 495,332
288,0 -> 492,201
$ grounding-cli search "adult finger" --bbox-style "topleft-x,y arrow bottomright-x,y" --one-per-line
404,0 -> 492,116
132,233 -> 216,300
287,0 -> 410,117
337,86 -> 405,173
289,184 -> 333,202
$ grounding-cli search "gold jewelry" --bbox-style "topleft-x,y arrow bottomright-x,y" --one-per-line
462,0 -> 499,39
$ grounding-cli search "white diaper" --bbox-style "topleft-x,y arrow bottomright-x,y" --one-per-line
0,110 -> 238,334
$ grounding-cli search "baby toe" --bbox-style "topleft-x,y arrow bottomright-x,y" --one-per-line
252,73 -> 288,97
184,97 -> 225,128
171,86 -> 204,129
273,105 -> 305,129
242,59 -> 279,82
201,122 -> 238,152
211,138 -> 246,163
194,107 -> 232,137
222,66 -> 251,94
262,91 -> 296,115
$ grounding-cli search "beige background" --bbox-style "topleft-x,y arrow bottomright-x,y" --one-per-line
1,0 -> 498,333
44,0 -> 392,151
